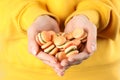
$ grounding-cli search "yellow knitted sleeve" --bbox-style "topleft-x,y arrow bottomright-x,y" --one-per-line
65,0 -> 119,39
17,1 -> 59,31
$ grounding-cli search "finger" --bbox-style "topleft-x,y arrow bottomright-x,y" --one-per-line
27,27 -> 39,55
52,21 -> 60,33
42,60 -> 54,67
60,59 -> 69,66
54,67 -> 65,76
37,52 -> 63,69
68,52 -> 90,62
86,24 -> 97,53
36,52 -> 58,64
41,15 -> 60,33
61,56 -> 82,66
57,72 -> 65,77
54,68 -> 65,76
54,65 -> 70,76
69,60 -> 82,65
64,21 -> 74,33
42,60 -> 61,69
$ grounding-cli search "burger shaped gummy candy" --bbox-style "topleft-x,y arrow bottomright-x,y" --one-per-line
36,28 -> 87,61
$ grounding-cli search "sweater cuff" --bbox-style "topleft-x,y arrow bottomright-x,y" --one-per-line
65,0 -> 111,32
18,2 -> 59,31
65,10 -> 100,29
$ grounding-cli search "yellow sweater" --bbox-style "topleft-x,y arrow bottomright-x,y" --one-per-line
0,0 -> 120,80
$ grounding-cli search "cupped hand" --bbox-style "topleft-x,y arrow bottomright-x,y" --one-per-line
58,15 -> 97,76
27,15 -> 63,75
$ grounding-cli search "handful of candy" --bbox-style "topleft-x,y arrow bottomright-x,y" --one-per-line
36,28 -> 87,61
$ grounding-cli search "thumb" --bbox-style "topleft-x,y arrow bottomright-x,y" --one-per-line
86,25 -> 97,53
27,28 -> 39,55
53,23 -> 60,33
50,18 -> 60,33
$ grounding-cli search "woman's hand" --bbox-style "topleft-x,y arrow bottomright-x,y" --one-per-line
27,15 -> 63,74
58,15 -> 97,76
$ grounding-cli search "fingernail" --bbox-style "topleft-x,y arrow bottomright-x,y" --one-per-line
91,44 -> 96,52
52,59 -> 57,64
32,48 -> 37,55
57,72 -> 64,77
68,57 -> 75,62
61,63 -> 67,66
57,73 -> 62,76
